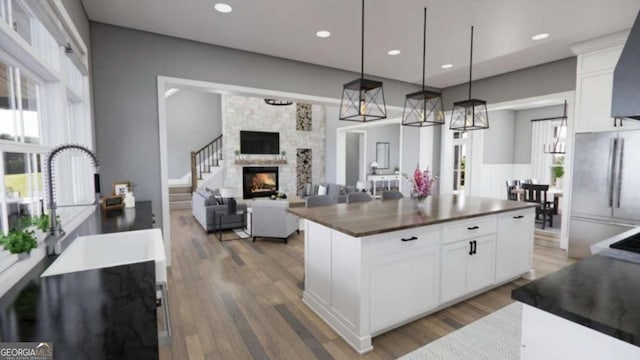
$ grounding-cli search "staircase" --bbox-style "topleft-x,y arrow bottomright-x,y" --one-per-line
169,135 -> 224,210
191,135 -> 223,192
169,185 -> 192,210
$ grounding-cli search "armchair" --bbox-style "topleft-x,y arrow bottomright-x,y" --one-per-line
251,200 -> 299,244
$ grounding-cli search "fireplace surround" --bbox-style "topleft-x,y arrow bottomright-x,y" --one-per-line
243,167 -> 279,199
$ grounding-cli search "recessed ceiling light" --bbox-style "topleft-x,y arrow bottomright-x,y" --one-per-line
441,64 -> 453,69
214,3 -> 232,13
531,33 -> 549,41
387,49 -> 401,56
316,30 -> 331,38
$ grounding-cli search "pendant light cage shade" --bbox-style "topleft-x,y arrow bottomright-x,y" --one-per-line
339,78 -> 387,122
402,89 -> 445,126
450,98 -> 489,131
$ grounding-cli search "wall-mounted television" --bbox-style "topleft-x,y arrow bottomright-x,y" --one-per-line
240,131 -> 280,154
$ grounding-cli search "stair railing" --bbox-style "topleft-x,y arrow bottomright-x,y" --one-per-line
190,135 -> 223,191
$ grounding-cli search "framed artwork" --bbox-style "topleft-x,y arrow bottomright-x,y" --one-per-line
376,142 -> 390,169
113,181 -> 131,196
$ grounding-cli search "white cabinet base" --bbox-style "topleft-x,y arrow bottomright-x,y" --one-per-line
521,304 -> 640,360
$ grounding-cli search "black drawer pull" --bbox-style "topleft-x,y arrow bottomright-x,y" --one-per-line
401,236 -> 418,242
513,215 -> 524,219
467,226 -> 479,230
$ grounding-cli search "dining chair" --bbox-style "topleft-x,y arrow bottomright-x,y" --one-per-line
346,192 -> 373,204
381,190 -> 404,200
305,195 -> 337,208
522,184 -> 554,229
505,180 -> 518,201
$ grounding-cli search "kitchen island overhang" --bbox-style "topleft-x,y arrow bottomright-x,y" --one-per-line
288,195 -> 537,353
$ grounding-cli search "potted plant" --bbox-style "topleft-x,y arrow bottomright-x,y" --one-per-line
235,150 -> 241,161
1,228 -> 38,260
281,150 -> 286,160
552,157 -> 565,188
402,165 -> 437,206
394,166 -> 400,175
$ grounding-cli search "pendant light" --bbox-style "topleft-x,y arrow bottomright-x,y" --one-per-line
450,26 -> 489,131
339,0 -> 387,122
543,100 -> 568,154
264,99 -> 293,106
402,7 -> 444,127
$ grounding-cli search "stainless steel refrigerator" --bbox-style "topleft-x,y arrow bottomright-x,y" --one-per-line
569,130 -> 640,258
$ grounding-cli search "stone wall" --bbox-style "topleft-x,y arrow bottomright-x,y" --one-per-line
222,95 -> 326,194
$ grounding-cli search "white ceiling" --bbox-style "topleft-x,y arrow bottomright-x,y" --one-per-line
81,0 -> 640,88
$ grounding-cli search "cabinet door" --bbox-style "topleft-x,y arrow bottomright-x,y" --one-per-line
575,71 -> 640,133
441,240 -> 472,303
496,210 -> 535,282
370,246 -> 440,332
467,235 -> 496,293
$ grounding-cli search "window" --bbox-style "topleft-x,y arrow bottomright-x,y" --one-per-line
549,123 -> 566,187
0,61 -> 41,144
452,131 -> 469,193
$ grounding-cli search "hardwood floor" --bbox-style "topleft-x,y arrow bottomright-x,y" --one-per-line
160,210 -> 574,360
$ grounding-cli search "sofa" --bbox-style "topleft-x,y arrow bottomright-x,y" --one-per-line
192,188 -> 247,232
251,200 -> 299,243
297,183 -> 356,203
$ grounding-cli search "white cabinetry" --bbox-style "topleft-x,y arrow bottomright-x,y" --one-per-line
303,209 -> 534,354
572,33 -> 640,133
441,235 -> 496,303
495,208 -> 535,283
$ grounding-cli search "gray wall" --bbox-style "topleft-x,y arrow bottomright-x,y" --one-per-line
442,57 -> 577,111
345,133 -> 360,186
91,23 -> 421,230
366,124 -> 400,172
166,90 -> 222,179
514,104 -> 565,163
401,127 -> 421,196
483,110 -> 516,164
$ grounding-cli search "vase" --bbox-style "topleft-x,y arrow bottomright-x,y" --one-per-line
18,252 -> 30,261
124,191 -> 136,208
415,196 -> 429,207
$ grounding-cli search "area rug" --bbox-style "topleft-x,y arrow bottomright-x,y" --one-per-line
398,302 -> 522,360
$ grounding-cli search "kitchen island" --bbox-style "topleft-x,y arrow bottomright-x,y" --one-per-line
288,194 -> 537,353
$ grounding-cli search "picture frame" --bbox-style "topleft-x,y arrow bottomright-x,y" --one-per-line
113,181 -> 131,196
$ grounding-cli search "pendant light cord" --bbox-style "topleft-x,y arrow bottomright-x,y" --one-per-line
361,0 -> 365,80
468,26 -> 474,99
422,7 -> 427,90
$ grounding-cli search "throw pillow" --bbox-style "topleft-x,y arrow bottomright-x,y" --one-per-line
318,185 -> 328,196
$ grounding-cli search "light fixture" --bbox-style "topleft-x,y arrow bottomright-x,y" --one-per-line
532,33 -> 549,41
316,30 -> 331,38
450,26 -> 489,131
339,0 -> 387,122
264,99 -> 293,106
402,7 -> 444,127
543,100 -> 568,154
387,49 -> 401,56
441,64 -> 453,69
214,3 -> 232,13
370,161 -> 379,175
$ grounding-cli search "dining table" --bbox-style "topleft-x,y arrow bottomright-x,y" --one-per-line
512,187 -> 563,215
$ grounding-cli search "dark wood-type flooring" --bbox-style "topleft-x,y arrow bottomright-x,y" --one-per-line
160,210 -> 574,360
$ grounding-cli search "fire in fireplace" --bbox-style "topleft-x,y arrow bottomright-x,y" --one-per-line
242,167 -> 279,199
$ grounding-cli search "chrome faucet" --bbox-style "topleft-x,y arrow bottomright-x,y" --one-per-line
45,144 -> 101,236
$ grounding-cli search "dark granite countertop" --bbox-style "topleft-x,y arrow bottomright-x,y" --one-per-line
0,261 -> 158,359
512,250 -> 640,347
287,194 -> 537,237
0,201 -> 158,359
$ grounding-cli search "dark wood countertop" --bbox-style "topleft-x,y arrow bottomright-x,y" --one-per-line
287,195 -> 537,237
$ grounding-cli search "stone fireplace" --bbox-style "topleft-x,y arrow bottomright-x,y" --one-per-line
242,167 -> 279,199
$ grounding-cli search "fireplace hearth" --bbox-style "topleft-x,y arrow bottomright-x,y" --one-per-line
242,167 -> 279,199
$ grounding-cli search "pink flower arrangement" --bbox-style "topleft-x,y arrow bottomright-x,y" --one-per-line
403,166 -> 437,200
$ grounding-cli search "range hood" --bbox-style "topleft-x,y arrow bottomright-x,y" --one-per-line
612,9 -> 640,120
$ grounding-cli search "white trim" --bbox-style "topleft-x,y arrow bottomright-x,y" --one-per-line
157,75 -> 408,266
570,30 -> 629,55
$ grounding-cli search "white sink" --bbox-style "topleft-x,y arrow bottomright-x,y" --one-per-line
41,229 -> 167,284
